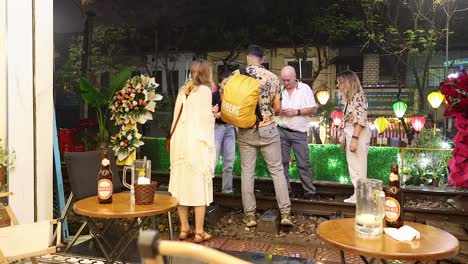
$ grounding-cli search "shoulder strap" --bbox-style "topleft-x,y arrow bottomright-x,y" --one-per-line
169,95 -> 187,137
240,68 -> 250,77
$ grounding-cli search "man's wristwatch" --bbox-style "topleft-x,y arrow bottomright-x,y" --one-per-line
352,135 -> 359,139
297,109 -> 301,116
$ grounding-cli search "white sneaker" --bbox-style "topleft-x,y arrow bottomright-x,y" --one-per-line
344,195 -> 356,204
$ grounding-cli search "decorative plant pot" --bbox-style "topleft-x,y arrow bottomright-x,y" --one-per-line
0,165 -> 6,192
0,206 -> 10,228
134,181 -> 157,205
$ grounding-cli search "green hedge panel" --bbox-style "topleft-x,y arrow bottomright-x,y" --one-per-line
141,137 -> 398,184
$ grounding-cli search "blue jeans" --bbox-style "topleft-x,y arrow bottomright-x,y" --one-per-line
214,124 -> 236,192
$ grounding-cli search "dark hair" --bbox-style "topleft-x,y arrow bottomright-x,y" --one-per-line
247,44 -> 264,58
218,70 -> 232,84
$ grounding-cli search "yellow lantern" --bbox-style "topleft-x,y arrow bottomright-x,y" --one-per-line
316,90 -> 330,105
427,91 -> 444,109
374,117 -> 389,134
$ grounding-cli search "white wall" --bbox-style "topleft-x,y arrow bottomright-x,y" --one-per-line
6,0 -> 54,223
35,0 -> 54,221
146,53 -> 195,93
0,1 -> 6,142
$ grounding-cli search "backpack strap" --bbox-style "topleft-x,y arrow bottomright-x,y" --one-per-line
240,67 -> 263,126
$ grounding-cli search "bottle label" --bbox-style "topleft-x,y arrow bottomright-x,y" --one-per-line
101,158 -> 110,166
385,197 -> 400,222
389,172 -> 399,182
98,179 -> 113,199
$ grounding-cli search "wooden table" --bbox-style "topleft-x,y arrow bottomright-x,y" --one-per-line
317,218 -> 459,264
73,192 -> 178,263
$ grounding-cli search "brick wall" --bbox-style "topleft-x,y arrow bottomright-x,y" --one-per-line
363,54 -> 379,85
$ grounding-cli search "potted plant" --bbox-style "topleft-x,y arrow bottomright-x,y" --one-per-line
0,138 -> 15,192
79,67 -> 131,149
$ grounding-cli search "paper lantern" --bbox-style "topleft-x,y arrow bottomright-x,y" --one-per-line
392,100 -> 407,118
374,117 -> 389,134
411,116 -> 426,133
330,110 -> 344,126
427,91 -> 444,109
316,90 -> 330,105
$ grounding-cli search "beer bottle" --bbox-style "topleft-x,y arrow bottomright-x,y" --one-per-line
98,150 -> 113,204
385,164 -> 404,228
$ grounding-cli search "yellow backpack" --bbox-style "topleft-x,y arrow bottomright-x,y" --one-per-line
221,70 -> 262,128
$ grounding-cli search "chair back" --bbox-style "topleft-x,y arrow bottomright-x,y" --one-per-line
64,149 -> 124,201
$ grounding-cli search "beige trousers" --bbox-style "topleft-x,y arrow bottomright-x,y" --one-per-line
344,125 -> 371,190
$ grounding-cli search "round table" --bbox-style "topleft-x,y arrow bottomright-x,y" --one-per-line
317,218 -> 459,263
73,192 -> 178,263
74,192 -> 178,218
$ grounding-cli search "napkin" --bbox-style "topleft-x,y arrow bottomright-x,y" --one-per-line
137,177 -> 151,185
384,225 -> 421,241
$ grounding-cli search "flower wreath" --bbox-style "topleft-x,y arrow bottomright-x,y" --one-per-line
110,125 -> 144,161
440,71 -> 468,117
439,71 -> 468,188
110,75 -> 163,125
109,74 -> 163,162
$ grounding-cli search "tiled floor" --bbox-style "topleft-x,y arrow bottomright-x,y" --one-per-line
48,234 -> 440,264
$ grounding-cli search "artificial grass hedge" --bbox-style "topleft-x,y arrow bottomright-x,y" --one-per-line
141,137 -> 398,184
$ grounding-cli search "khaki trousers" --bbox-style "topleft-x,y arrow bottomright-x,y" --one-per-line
344,126 -> 371,189
237,124 -> 291,214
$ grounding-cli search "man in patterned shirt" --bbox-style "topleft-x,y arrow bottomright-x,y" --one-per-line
234,45 -> 292,227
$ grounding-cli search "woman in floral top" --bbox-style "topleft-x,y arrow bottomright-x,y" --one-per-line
336,70 -> 371,203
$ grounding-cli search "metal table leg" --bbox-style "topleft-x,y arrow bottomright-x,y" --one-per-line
65,221 -> 87,252
84,216 -> 150,264
340,250 -> 346,264
167,211 -> 173,240
359,255 -> 375,264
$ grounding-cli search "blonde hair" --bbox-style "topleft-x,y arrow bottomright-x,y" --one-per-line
337,70 -> 363,102
182,60 -> 214,95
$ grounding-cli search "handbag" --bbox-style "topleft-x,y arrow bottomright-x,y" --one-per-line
165,96 -> 186,153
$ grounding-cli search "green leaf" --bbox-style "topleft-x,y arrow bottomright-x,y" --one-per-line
79,78 -> 103,108
109,67 -> 132,94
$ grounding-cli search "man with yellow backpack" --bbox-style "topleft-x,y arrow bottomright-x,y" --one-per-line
221,45 -> 292,227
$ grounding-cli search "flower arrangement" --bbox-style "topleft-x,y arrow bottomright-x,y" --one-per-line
0,138 -> 15,191
110,125 -> 144,161
109,74 -> 162,163
110,75 -> 163,125
0,139 -> 15,170
439,71 -> 468,188
440,71 -> 468,117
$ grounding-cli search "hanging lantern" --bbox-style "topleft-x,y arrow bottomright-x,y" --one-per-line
316,90 -> 330,105
392,100 -> 408,118
330,110 -> 344,126
427,91 -> 445,109
411,116 -> 426,133
374,117 -> 389,134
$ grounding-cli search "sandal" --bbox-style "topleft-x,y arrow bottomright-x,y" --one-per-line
178,228 -> 193,240
193,232 -> 212,244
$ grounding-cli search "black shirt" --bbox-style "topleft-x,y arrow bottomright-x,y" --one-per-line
212,90 -> 226,125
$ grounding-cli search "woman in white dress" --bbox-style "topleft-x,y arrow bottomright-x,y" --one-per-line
169,60 -> 216,243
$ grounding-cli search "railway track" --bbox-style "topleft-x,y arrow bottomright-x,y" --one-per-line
156,172 -> 468,224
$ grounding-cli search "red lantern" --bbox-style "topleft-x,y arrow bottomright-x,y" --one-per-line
331,110 -> 344,126
411,116 -> 426,133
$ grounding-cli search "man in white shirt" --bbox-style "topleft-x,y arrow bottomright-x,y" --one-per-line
276,65 -> 317,199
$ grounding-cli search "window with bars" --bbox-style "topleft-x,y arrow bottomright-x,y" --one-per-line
428,67 -> 458,88
152,70 -> 163,92
287,60 -> 313,87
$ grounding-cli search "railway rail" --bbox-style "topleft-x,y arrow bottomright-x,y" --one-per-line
154,172 -> 468,224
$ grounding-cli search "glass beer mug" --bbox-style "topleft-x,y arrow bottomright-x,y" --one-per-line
355,179 -> 386,235
122,158 -> 151,204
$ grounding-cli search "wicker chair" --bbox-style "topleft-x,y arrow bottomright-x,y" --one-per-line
0,192 -> 63,263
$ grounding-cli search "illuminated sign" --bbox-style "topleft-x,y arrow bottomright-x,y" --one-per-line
366,92 -> 414,111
